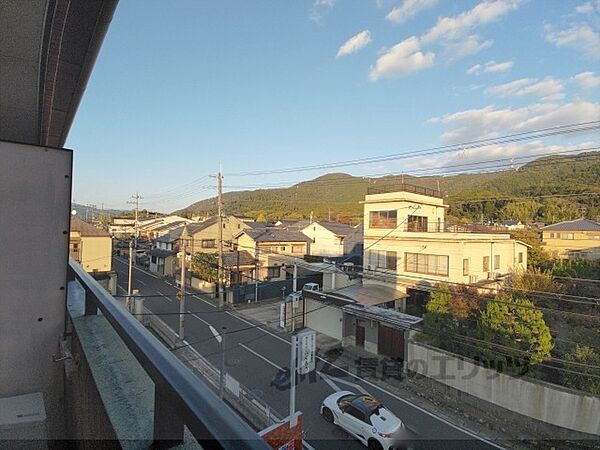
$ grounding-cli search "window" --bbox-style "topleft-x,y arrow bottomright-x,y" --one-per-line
494,255 -> 500,270
563,233 -> 574,240
405,253 -> 449,276
518,252 -> 523,263
368,250 -> 397,270
292,245 -> 303,253
407,215 -> 428,232
201,239 -> 216,248
483,256 -> 489,272
549,233 -> 555,239
151,255 -> 157,264
463,258 -> 469,276
267,267 -> 280,278
280,246 -> 286,252
369,210 -> 397,228
345,405 -> 368,424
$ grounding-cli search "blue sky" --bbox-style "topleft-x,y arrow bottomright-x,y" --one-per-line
67,0 -> 600,212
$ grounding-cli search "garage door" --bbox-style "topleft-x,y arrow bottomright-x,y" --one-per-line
305,298 -> 343,340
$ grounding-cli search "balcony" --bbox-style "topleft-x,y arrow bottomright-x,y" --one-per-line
61,258 -> 270,448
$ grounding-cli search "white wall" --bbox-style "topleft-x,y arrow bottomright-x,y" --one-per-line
305,298 -> 343,340
407,341 -> 600,435
302,223 -> 344,257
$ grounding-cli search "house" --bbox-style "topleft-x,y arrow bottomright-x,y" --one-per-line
108,217 -> 136,237
361,184 -> 529,316
180,215 -> 253,255
542,218 -> 600,260
148,227 -> 183,276
235,229 -> 312,281
139,215 -> 192,239
69,216 -> 116,294
300,221 -> 363,258
499,219 -> 525,230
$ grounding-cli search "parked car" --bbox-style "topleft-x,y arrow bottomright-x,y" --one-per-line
321,391 -> 408,450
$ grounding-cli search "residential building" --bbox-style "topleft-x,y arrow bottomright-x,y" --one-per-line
139,215 -> 191,239
180,215 -> 253,255
361,184 -> 529,315
109,217 -> 136,236
235,229 -> 312,281
499,219 -> 525,230
542,218 -> 600,260
148,227 -> 183,276
300,221 -> 363,258
69,216 -> 112,273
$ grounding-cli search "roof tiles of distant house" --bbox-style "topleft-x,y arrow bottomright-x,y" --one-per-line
500,220 -> 521,226
71,217 -> 110,237
185,217 -> 219,234
316,221 -> 357,237
156,226 -> 185,243
243,229 -> 312,243
222,250 -> 255,267
153,220 -> 187,232
543,218 -> 600,231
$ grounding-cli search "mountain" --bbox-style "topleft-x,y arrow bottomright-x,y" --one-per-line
176,152 -> 600,225
71,203 -> 127,220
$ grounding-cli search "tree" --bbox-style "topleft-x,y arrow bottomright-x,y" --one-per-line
190,252 -> 218,283
499,200 -> 542,223
509,229 -> 551,269
256,212 -> 267,222
561,345 -> 600,394
479,295 -> 553,370
505,267 -> 565,308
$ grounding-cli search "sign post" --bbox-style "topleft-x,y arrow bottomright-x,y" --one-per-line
289,330 -> 315,428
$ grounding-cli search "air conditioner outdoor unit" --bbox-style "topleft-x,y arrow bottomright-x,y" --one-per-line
469,275 -> 478,283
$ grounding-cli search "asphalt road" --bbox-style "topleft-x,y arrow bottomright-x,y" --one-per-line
114,257 -> 503,450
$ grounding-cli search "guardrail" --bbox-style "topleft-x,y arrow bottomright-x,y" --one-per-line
68,258 -> 270,450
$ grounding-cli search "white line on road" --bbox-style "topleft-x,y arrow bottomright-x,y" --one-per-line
225,310 -> 504,449
156,290 -> 173,303
114,257 -> 159,278
190,293 -> 217,308
239,343 -> 284,371
187,310 -> 211,326
318,372 -> 340,392
137,279 -> 147,286
117,284 -> 127,294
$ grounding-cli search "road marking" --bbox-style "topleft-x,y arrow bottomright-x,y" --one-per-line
156,290 -> 173,303
190,293 -> 217,309
318,372 -> 340,392
114,257 -> 159,278
117,284 -> 127,294
302,441 -> 317,450
137,279 -> 147,286
187,310 -> 211,326
226,310 -> 504,449
239,343 -> 284,371
326,374 -> 369,395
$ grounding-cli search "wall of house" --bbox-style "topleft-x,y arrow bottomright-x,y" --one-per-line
407,340 -> 600,436
302,223 -> 344,257
304,298 -> 343,340
542,231 -> 600,260
343,317 -> 378,354
364,236 -> 527,288
79,236 -> 112,273
322,271 -> 360,292
188,216 -> 250,255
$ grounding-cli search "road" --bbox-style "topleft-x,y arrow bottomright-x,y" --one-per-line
114,257 -> 503,450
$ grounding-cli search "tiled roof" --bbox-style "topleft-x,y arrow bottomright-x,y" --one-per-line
500,220 -> 521,226
222,250 -> 255,267
243,229 -> 312,243
71,217 -> 110,237
185,217 -> 218,234
543,218 -> 600,231
316,221 -> 357,237
149,248 -> 176,258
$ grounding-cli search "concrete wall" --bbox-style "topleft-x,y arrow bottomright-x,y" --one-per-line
322,271 -> 360,292
304,298 -> 343,340
0,141 -> 71,439
344,317 -> 378,354
407,341 -> 600,435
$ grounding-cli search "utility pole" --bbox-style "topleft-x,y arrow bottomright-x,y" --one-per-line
289,333 -> 298,427
179,238 -> 186,342
236,250 -> 240,304
216,169 -> 224,308
254,247 -> 259,303
127,192 -> 142,249
127,241 -> 133,311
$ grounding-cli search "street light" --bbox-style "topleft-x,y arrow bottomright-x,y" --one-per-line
210,325 -> 226,399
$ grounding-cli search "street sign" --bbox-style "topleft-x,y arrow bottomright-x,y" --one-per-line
296,330 -> 316,375
279,303 -> 286,329
176,291 -> 183,300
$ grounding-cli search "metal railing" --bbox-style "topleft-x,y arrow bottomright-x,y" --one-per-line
402,222 -> 508,233
366,182 -> 444,198
68,258 -> 270,450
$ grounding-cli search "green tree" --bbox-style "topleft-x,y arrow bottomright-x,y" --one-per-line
256,212 -> 267,222
561,345 -> 600,394
509,229 -> 551,268
505,267 -> 565,308
190,252 -> 218,283
499,200 -> 542,223
479,295 -> 553,369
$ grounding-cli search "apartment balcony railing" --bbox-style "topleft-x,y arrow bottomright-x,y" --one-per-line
67,258 -> 270,449
401,222 -> 509,233
366,182 -> 444,198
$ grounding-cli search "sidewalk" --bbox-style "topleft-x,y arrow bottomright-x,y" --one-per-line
233,301 -> 534,450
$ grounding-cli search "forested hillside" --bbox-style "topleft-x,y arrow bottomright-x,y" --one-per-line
177,152 -> 600,225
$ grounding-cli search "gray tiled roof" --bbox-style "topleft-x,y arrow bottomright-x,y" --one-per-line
149,248 -> 176,258
543,218 -> 600,231
243,229 -> 312,243
71,217 -> 110,237
185,217 -> 218,234
222,251 -> 255,267
316,221 -> 357,237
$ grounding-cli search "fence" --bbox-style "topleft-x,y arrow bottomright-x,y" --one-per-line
366,182 -> 444,198
228,274 -> 323,305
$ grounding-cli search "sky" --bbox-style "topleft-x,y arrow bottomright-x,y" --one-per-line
66,0 -> 600,213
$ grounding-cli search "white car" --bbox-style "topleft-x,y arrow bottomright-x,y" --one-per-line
321,391 -> 407,450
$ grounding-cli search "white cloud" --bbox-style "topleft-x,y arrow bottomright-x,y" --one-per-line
576,1 -> 600,14
336,30 -> 372,58
444,34 -> 493,59
310,0 -> 336,23
386,0 -> 438,24
486,77 -> 564,100
430,101 -> 600,143
546,24 -> 600,60
468,60 -> 513,74
315,0 -> 336,6
573,71 -> 600,88
421,0 -> 521,44
486,78 -> 532,96
369,36 -> 435,80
